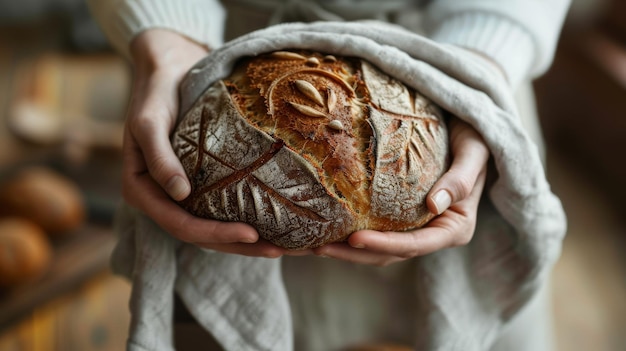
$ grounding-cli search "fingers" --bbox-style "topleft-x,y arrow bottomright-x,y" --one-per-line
314,243 -> 406,267
125,167 -> 260,245
121,31 -> 271,254
196,241 -> 314,259
317,165 -> 488,266
198,240 -> 285,258
427,119 -> 489,215
342,167 -> 487,261
316,227 -> 460,266
127,73 -> 191,201
131,119 -> 190,201
345,228 -> 459,259
123,122 -> 259,245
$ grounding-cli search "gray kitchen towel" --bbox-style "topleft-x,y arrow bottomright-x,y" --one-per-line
113,21 -> 566,351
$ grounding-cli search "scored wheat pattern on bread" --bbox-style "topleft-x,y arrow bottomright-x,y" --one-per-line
173,51 -> 449,249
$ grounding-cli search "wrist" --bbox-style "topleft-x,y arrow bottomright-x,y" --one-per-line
130,29 -> 210,77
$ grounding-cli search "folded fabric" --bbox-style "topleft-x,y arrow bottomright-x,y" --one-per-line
113,21 -> 566,351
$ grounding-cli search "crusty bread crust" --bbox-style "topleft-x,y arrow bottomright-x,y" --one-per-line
173,51 -> 448,249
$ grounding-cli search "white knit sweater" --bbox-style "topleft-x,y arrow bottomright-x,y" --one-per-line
87,0 -> 570,89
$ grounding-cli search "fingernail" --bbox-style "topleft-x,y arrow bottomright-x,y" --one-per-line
166,176 -> 190,201
264,249 -> 283,259
432,190 -> 452,215
315,250 -> 329,258
351,242 -> 365,249
241,237 -> 257,244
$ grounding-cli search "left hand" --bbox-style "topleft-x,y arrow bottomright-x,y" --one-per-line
122,30 -> 290,258
313,118 -> 490,266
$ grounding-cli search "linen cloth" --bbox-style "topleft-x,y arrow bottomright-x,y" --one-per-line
113,21 -> 567,351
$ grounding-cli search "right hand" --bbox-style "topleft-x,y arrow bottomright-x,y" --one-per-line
314,118 -> 489,266
123,29 -> 291,258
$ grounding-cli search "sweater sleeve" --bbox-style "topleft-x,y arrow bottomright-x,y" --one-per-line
86,0 -> 226,59
425,0 -> 571,88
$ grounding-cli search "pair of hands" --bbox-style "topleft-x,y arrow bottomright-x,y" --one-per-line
123,29 -> 491,267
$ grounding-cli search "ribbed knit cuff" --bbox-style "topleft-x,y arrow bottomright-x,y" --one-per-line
429,12 -> 535,89
88,0 -> 225,59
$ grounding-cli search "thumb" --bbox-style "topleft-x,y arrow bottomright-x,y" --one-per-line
127,73 -> 191,201
135,123 -> 191,201
427,120 -> 489,215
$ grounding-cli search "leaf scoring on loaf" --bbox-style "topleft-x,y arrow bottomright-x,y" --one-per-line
173,81 -> 352,249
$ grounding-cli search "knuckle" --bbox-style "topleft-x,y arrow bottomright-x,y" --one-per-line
453,232 -> 472,247
399,249 -> 419,259
169,226 -> 193,243
147,154 -> 173,182
374,257 -> 402,267
128,113 -> 158,134
263,249 -> 283,259
451,222 -> 476,247
128,111 -> 174,140
166,215 -> 196,243
453,174 -> 475,200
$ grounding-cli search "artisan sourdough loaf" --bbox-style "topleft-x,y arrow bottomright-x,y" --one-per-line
173,51 -> 449,249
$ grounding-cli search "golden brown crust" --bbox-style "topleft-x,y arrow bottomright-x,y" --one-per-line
227,52 -> 373,217
173,50 -> 449,249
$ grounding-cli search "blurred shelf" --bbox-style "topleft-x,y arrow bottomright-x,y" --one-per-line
0,22 -> 130,341
0,149 -> 124,332
0,223 -> 118,332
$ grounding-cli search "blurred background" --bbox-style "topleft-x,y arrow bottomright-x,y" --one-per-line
0,0 -> 624,350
